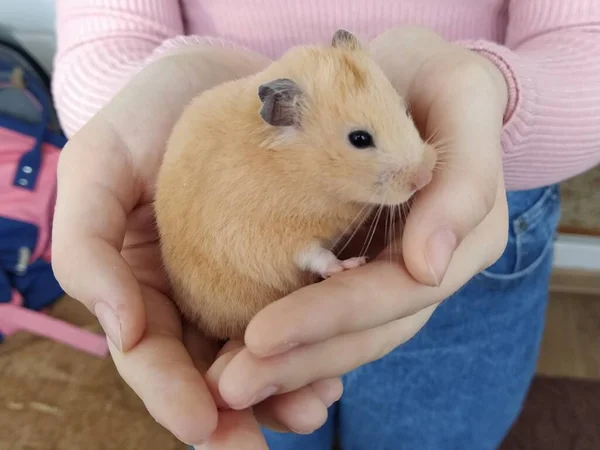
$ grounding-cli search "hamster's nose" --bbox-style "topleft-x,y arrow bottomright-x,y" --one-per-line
409,167 -> 433,192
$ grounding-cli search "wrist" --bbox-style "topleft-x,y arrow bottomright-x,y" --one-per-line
475,52 -> 510,119
458,41 -> 517,124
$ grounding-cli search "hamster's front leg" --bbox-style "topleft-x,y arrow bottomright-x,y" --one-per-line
295,241 -> 367,279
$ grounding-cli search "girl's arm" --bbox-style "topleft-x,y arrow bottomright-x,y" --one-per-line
464,0 -> 600,190
53,0 -> 242,136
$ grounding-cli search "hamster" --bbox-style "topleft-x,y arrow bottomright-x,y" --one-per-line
154,29 -> 436,341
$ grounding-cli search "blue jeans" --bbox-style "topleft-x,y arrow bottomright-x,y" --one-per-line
262,185 -> 561,450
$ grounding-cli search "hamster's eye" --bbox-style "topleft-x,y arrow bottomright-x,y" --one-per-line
348,130 -> 374,149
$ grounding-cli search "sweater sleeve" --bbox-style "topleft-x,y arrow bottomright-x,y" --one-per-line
52,1 -> 242,137
462,0 -> 600,190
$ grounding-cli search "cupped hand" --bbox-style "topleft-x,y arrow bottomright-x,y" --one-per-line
369,26 -> 510,287
212,26 -> 510,411
51,47 -> 341,447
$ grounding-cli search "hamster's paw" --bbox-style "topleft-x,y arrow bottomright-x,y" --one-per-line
296,243 -> 368,279
321,256 -> 368,278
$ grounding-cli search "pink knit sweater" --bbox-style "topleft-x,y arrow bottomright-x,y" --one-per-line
53,0 -> 600,190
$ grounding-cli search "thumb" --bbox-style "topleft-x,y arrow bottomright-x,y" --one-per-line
402,144 -> 502,287
52,128 -> 145,352
402,57 -> 506,287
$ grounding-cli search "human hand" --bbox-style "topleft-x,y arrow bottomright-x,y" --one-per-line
210,26 -> 510,412
211,180 -> 508,411
51,47 -> 341,448
368,26 -> 510,286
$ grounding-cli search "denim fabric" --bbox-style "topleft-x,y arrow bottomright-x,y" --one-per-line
262,184 -> 561,450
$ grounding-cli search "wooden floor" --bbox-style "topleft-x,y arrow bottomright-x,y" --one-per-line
537,290 -> 600,380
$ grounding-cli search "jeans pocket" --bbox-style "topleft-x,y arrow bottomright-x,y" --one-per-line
476,184 -> 561,283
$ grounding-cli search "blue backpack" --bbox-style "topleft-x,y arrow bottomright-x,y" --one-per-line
0,32 -> 108,356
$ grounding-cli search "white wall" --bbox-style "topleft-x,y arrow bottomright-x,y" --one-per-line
0,0 -> 57,72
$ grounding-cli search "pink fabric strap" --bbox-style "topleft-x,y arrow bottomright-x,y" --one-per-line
0,290 -> 25,335
0,304 -> 109,357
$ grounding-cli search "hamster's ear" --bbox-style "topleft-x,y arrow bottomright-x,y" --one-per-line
258,78 -> 304,128
332,29 -> 362,51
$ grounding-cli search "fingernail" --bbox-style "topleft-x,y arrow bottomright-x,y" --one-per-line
94,301 -> 123,352
425,227 -> 457,286
234,385 -> 278,410
290,427 -> 314,435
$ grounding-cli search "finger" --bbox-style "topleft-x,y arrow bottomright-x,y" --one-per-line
306,377 -> 344,409
253,379 -> 338,434
207,344 -> 344,408
245,187 -> 507,358
402,60 -> 505,287
204,341 -> 247,409
188,339 -> 268,450
195,409 -> 268,450
206,345 -> 341,433
52,124 -> 144,351
223,306 -> 436,410
109,286 -> 218,446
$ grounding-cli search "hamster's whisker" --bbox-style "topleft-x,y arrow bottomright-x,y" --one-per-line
360,192 -> 388,259
400,200 -> 411,225
431,140 -> 455,158
383,194 -> 393,262
433,140 -> 454,151
359,204 -> 381,258
385,202 -> 393,262
333,191 -> 381,257
433,153 -> 454,163
426,119 -> 448,146
384,206 -> 389,261
392,204 -> 397,261
334,206 -> 376,257
394,203 -> 400,258
387,200 -> 400,262
331,193 -> 376,252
